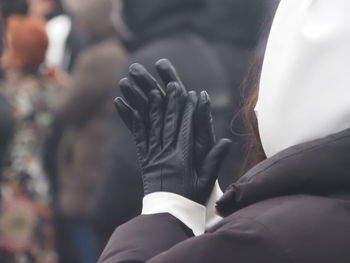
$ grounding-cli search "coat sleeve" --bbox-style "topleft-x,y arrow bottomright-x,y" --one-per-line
99,214 -> 291,263
99,214 -> 290,263
98,213 -> 194,263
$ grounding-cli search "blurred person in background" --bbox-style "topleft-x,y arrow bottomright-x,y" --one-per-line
0,15 -> 57,262
93,0 -> 235,249
116,0 -> 233,138
0,0 -> 71,78
25,0 -> 70,90
54,0 -> 127,261
0,0 -> 28,19
47,0 -> 91,73
197,0 -> 280,187
0,18 -> 14,177
199,0 -> 277,98
0,0 -> 66,71
0,0 -> 66,198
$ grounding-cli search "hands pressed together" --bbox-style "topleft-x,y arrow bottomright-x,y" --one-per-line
114,59 -> 231,205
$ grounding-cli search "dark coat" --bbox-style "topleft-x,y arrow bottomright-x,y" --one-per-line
91,116 -> 144,253
199,0 -> 280,96
99,128 -> 350,263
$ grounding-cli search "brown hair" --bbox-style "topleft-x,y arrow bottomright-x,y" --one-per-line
240,61 -> 267,175
237,0 -> 282,175
4,15 -> 48,72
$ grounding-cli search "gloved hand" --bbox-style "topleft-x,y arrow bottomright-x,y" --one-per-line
115,59 -> 231,205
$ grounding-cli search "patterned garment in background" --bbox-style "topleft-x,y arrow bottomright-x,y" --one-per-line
0,76 -> 58,263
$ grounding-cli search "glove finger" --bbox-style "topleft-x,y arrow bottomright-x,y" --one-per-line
194,91 -> 216,168
155,59 -> 182,85
120,77 -> 149,123
129,63 -> 165,96
155,59 -> 187,94
200,139 -> 232,186
148,89 -> 164,157
177,90 -> 197,151
114,97 -> 147,156
113,97 -> 133,131
163,82 -> 187,149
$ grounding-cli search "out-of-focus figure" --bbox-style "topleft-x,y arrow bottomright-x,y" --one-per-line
54,0 -> 127,261
0,13 -> 15,171
0,15 -> 58,263
0,0 -> 28,19
46,0 -> 90,73
28,0 -> 70,73
27,0 -> 55,17
199,0 -> 276,90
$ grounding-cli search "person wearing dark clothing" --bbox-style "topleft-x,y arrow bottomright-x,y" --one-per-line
55,0 -> 127,262
120,0 -> 232,126
91,118 -> 143,253
199,0 -> 274,95
197,0 -> 281,186
95,1 -> 234,246
0,0 -> 28,18
0,15 -> 58,262
98,0 -> 350,262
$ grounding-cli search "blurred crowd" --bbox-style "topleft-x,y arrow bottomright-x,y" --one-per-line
0,0 -> 278,262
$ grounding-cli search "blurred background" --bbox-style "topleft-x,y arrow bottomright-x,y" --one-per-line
0,0 -> 279,262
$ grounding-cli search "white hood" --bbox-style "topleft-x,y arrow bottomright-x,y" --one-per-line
256,0 -> 350,157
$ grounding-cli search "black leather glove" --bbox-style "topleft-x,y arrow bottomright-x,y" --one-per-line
120,59 -> 224,175
115,59 -> 231,205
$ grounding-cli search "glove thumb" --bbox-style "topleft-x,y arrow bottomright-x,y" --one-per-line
200,138 -> 232,187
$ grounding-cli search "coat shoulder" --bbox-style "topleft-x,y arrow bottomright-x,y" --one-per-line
213,194 -> 350,263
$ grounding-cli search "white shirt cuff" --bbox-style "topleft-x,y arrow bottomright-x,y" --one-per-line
142,192 -> 206,236
205,181 -> 224,228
